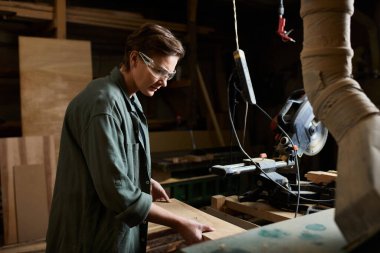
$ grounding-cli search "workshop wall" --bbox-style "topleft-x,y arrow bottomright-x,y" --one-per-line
0,0 -> 379,171
0,0 -> 379,248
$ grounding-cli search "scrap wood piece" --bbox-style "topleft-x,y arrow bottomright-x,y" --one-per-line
14,164 -> 49,242
0,239 -> 46,253
305,170 -> 337,184
224,195 -> 299,222
211,195 -> 226,211
148,198 -> 245,241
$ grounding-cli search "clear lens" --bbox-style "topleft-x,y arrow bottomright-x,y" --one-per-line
138,52 -> 176,80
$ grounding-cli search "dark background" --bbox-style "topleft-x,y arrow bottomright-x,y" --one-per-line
1,0 -> 379,174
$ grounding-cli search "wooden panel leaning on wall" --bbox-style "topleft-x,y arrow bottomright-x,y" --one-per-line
0,135 -> 56,245
18,36 -> 92,159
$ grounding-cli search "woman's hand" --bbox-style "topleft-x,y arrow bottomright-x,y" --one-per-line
151,178 -> 170,202
177,218 -> 215,245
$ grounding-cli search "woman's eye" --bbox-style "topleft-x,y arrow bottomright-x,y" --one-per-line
154,68 -> 166,76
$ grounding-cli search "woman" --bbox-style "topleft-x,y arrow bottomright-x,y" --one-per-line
46,23 -> 214,253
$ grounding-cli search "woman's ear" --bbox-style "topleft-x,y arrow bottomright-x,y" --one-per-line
130,51 -> 139,68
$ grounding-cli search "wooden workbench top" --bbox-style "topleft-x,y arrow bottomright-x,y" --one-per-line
148,198 -> 246,241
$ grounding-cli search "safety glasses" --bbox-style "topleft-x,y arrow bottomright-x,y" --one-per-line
138,51 -> 176,80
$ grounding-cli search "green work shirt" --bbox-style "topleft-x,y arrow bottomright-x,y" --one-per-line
46,67 -> 152,253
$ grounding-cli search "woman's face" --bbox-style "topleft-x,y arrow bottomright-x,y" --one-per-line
130,51 -> 179,97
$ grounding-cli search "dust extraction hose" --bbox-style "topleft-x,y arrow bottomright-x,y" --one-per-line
300,0 -> 380,246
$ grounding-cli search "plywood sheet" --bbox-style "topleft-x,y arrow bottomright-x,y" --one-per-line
0,135 -> 56,244
18,36 -> 92,155
14,164 -> 49,242
148,199 -> 245,241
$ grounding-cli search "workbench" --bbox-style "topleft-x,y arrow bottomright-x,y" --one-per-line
179,208 -> 349,253
0,198 -> 245,253
147,198 -> 246,252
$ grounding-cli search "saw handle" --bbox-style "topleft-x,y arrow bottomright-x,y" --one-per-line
277,89 -> 306,128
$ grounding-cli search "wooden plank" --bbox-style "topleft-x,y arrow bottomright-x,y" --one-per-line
225,195 -> 299,222
14,164 -> 49,242
0,1 -> 214,34
159,175 -> 218,186
0,1 -> 52,20
18,36 -> 92,157
305,170 -> 337,184
163,154 -> 214,164
202,207 -> 259,230
149,199 -> 245,241
0,136 -> 56,245
0,239 -> 46,253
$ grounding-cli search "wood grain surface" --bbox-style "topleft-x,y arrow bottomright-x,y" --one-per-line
149,199 -> 246,241
14,164 -> 49,242
18,36 -> 92,157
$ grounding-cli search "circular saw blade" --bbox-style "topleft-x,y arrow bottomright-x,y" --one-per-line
303,119 -> 329,156
291,97 -> 329,157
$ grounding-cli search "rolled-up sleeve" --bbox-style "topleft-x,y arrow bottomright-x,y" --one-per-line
81,113 -> 152,227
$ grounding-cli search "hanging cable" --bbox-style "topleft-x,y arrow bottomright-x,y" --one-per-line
242,101 -> 248,147
232,0 -> 239,50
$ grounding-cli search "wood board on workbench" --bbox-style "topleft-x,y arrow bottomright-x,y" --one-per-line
149,198 -> 246,241
18,36 -> 92,157
0,135 -> 56,245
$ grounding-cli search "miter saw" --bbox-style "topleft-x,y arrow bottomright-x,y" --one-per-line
211,89 -> 333,210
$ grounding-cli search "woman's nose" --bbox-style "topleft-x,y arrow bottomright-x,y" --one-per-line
158,78 -> 167,88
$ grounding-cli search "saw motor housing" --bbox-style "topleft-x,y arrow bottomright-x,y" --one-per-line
273,89 -> 328,160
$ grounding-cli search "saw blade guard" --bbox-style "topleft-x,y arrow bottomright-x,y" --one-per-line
276,89 -> 328,157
